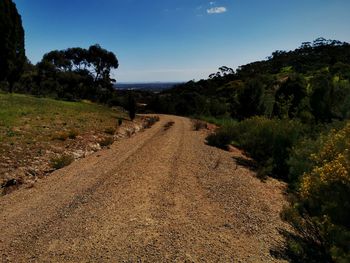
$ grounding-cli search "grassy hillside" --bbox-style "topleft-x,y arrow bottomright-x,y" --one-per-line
0,93 -> 127,192
0,93 -> 124,141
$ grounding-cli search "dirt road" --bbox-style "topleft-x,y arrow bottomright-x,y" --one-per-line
0,115 -> 287,262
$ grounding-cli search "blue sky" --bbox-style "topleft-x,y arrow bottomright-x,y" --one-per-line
13,0 -> 350,82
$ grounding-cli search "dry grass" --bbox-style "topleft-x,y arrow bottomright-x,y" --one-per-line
192,119 -> 207,131
104,127 -> 116,135
0,93 -> 127,183
99,136 -> 114,147
50,154 -> 74,170
143,116 -> 160,129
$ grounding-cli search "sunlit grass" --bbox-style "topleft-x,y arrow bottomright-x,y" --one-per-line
0,93 -> 125,143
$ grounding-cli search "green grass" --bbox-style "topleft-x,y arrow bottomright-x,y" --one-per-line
0,93 -> 125,142
0,93 -> 130,185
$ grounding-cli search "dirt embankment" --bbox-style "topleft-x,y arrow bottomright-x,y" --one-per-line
1,116 -> 159,195
0,115 -> 288,262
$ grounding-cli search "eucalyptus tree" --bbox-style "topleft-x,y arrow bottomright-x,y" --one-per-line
0,0 -> 25,92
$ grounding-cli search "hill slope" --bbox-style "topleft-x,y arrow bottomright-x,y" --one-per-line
0,93 -> 130,194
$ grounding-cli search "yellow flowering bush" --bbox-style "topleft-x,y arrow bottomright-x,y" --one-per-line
283,122 -> 350,262
300,123 -> 350,196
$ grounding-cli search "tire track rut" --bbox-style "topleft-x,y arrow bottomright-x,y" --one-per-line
0,115 -> 288,262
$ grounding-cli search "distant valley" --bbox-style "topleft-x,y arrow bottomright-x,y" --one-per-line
115,82 -> 183,92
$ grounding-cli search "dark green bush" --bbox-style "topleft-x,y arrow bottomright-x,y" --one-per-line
235,117 -> 305,179
50,154 -> 74,169
206,121 -> 238,150
207,116 -> 305,179
282,122 -> 350,262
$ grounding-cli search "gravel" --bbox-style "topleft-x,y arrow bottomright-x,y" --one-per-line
0,115 -> 288,262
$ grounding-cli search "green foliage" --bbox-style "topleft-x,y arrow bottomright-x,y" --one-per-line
41,44 -> 118,83
7,44 -> 120,104
273,74 -> 307,119
282,123 -> 350,262
50,154 -> 74,170
0,0 -> 25,92
194,115 -> 237,127
235,78 -> 265,119
287,137 -> 320,190
209,98 -> 229,117
154,39 -> 350,126
206,122 -> 237,150
207,117 -> 305,179
33,44 -> 119,102
310,73 -> 334,122
0,93 -> 125,142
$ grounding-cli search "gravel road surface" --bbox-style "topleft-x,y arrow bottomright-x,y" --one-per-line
0,115 -> 287,262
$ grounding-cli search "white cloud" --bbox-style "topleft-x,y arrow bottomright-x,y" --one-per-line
209,1 -> 216,6
207,6 -> 227,14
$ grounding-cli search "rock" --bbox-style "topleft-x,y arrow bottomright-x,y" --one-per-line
84,151 -> 95,157
88,143 -> 101,152
1,178 -> 19,188
26,180 -> 35,189
25,168 -> 38,177
73,150 -> 84,159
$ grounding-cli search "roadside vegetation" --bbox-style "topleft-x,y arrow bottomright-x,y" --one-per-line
0,93 -> 129,193
0,93 -> 125,142
150,38 -> 350,262
1,0 -> 349,261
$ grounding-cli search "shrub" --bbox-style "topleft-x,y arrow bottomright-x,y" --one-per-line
99,136 -> 114,147
53,129 -> 78,140
50,154 -> 74,169
207,116 -> 305,179
288,121 -> 347,188
282,122 -> 350,262
287,138 -> 320,190
209,99 -> 228,117
68,129 -> 79,139
143,116 -> 160,129
52,131 -> 69,141
104,127 -> 116,135
193,119 -> 207,131
206,121 -> 237,149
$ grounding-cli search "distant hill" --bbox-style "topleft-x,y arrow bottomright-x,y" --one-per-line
116,82 -> 183,92
149,38 -> 350,120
